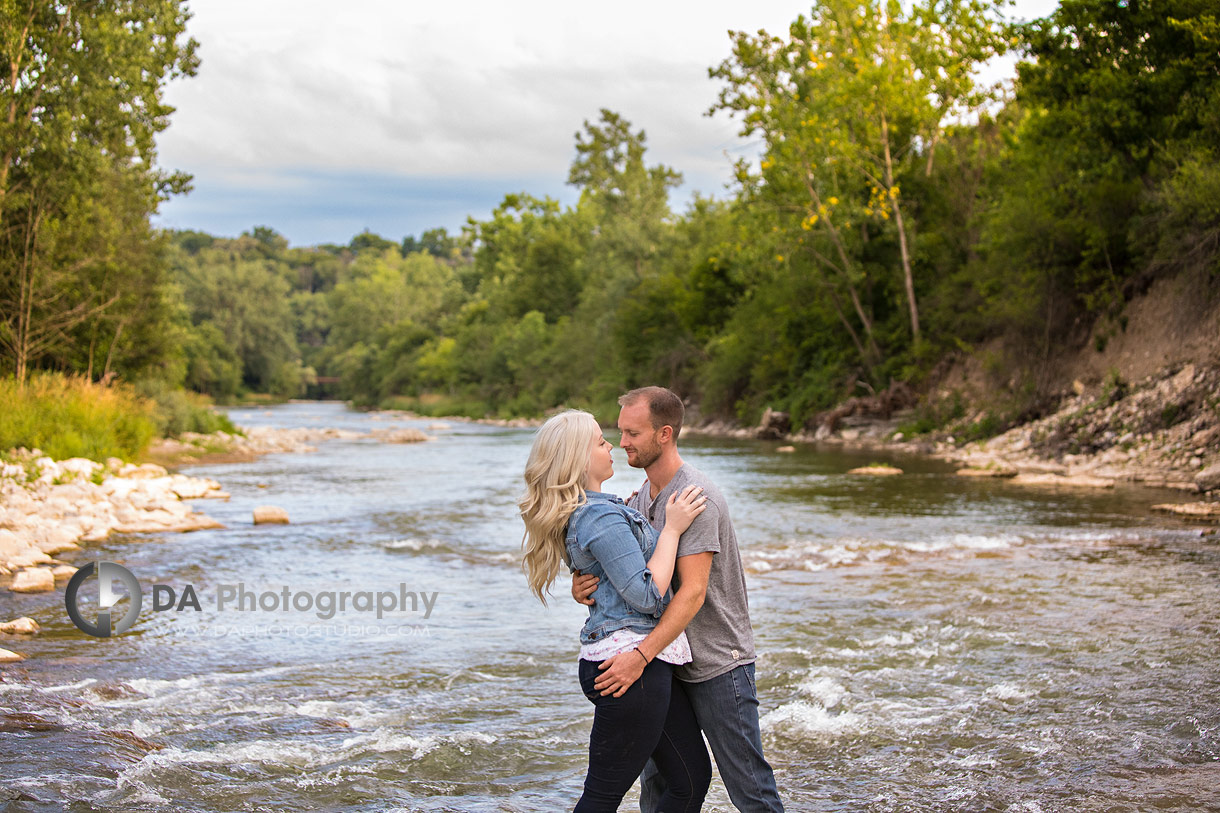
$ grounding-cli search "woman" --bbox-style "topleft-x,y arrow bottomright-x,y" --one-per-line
520,409 -> 712,812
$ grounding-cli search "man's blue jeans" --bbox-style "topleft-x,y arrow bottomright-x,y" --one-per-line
640,662 -> 784,812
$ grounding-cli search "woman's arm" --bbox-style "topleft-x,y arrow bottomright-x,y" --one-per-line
645,485 -> 706,594
578,505 -> 670,616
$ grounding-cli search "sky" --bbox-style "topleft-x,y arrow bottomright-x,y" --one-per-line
153,0 -> 1060,247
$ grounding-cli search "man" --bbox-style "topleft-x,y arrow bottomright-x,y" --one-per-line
573,386 -> 784,812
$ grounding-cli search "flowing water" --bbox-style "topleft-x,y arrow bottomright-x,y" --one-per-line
2,402 -> 1218,812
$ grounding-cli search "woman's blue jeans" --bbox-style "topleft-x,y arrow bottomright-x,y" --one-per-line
575,657 -> 710,813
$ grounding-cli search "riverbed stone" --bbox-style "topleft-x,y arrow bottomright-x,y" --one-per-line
957,466 -> 1018,478
372,428 -> 431,444
0,648 -> 25,663
1011,473 -> 1115,488
0,617 -> 39,635
1152,502 -> 1220,520
1195,464 -> 1220,493
253,506 -> 290,525
10,568 -> 55,593
848,465 -> 903,476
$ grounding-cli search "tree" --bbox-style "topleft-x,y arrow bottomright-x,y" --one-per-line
569,109 -> 682,282
0,0 -> 198,380
710,0 -> 1010,353
1003,0 -> 1220,307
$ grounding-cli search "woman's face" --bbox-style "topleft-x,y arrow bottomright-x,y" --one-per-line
586,429 -> 614,487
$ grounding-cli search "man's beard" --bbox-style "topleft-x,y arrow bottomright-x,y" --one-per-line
630,441 -> 661,469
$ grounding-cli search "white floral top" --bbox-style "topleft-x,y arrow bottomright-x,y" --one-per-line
579,628 -> 692,665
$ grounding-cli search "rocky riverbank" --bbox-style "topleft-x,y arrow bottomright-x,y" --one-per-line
0,454 -> 227,596
691,363 -> 1220,513
147,425 -> 372,465
2,423 -> 437,597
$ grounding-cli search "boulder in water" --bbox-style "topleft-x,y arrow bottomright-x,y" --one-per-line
253,506 -> 290,525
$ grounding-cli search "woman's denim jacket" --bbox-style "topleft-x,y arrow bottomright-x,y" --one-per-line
566,490 -> 670,645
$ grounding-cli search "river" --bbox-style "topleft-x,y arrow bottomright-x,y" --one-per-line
2,401 -> 1218,812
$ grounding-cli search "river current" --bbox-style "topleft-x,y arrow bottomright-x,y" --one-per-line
2,402 -> 1218,812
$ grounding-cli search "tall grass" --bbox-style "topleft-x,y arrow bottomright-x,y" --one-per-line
134,379 -> 241,438
0,373 -> 157,461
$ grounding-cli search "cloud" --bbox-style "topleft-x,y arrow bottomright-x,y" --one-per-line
155,0 -> 1053,244
154,168 -> 571,246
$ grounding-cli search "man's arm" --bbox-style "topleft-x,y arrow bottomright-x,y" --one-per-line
592,551 -> 712,697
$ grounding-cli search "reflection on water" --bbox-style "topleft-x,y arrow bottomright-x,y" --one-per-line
2,402 -> 1218,812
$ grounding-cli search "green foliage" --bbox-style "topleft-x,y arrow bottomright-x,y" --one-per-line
0,373 -> 156,461
14,2 -> 1218,435
980,0 -> 1220,357
135,378 -> 240,437
0,0 -> 198,381
899,392 -> 966,436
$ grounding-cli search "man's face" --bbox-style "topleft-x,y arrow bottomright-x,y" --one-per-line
617,401 -> 662,469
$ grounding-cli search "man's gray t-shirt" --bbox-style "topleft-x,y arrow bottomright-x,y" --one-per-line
628,463 -> 756,683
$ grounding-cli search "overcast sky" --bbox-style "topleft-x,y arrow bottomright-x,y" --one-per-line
153,0 -> 1060,246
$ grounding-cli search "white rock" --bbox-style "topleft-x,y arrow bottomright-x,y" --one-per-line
0,648 -> 25,663
101,478 -> 137,500
58,458 -> 100,479
1011,473 -> 1115,489
35,525 -> 81,555
847,465 -> 903,476
1152,502 -> 1220,520
10,568 -> 55,593
51,565 -> 77,580
0,617 -> 40,634
253,505 -> 290,525
169,475 -> 223,499
118,463 -> 168,479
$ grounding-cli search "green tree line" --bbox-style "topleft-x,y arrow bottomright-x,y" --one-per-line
4,0 -> 1218,434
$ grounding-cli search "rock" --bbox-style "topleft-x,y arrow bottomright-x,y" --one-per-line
776,446 -> 796,453
58,458 -> 101,479
891,432 -> 905,442
1072,379 -> 1085,396
253,506 -> 290,525
387,428 -> 430,443
956,467 -> 1018,478
1195,464 -> 1220,493
0,617 -> 40,635
118,462 -> 169,480
10,568 -> 55,593
756,408 -> 791,440
848,465 -> 903,476
1011,473 -> 1115,489
0,648 -> 25,663
35,525 -> 81,555
428,422 -> 452,430
371,428 -> 432,444
168,475 -> 225,500
840,429 -> 861,441
1152,502 -> 1220,521
51,565 -> 77,580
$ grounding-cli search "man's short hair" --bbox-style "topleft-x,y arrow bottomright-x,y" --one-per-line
619,386 -> 684,439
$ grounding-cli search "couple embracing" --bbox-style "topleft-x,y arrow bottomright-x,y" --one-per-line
521,386 -> 784,812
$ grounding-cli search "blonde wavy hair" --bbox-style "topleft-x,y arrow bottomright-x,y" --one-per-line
519,409 -> 599,603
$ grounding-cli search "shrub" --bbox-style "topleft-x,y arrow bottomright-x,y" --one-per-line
134,379 -> 241,437
0,373 -> 157,461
